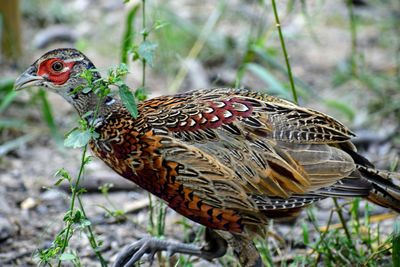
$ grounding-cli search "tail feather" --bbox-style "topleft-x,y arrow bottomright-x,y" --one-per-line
340,144 -> 400,213
359,165 -> 400,213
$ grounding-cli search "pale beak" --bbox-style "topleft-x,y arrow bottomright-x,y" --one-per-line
14,66 -> 44,91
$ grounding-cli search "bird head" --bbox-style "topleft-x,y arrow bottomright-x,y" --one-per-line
14,48 -> 104,115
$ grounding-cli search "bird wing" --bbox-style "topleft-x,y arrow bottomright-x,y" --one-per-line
141,88 -> 358,209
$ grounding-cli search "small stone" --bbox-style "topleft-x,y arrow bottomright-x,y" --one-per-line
20,197 -> 38,210
0,216 -> 15,242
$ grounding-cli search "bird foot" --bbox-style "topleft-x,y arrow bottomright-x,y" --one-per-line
113,236 -> 224,267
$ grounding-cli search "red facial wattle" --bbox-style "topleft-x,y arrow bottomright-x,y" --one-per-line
37,58 -> 75,85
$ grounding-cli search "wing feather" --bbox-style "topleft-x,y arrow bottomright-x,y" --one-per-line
139,88 -> 359,217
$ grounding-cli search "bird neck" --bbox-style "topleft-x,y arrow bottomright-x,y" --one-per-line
70,91 -> 122,125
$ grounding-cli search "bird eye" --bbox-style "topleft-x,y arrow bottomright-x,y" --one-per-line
51,61 -> 64,72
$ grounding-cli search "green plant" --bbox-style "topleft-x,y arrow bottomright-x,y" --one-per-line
36,1 -> 168,265
393,220 -> 400,267
98,183 -> 127,222
36,63 -> 140,266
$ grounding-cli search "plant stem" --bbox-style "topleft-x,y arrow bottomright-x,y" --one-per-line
148,193 -> 155,234
57,91 -> 106,266
58,145 -> 89,267
270,0 -> 298,104
346,0 -> 358,77
140,0 -> 156,235
77,195 -> 108,266
333,198 -> 355,250
141,0 -> 147,88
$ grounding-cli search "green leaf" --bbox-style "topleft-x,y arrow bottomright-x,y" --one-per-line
54,178 -> 66,186
79,219 -> 91,228
120,63 -> 129,73
134,86 -> 147,101
55,168 -> 70,178
77,188 -> 87,195
99,183 -> 113,195
82,110 -> 94,119
79,68 -> 93,83
119,84 -> 138,118
138,40 -> 158,67
112,210 -> 126,217
54,168 -> 71,185
63,211 -> 72,222
83,155 -> 93,165
154,20 -> 169,31
121,4 -> 140,64
69,85 -> 84,96
131,45 -> 140,62
59,253 -> 76,261
394,220 -> 400,267
64,129 -> 92,148
73,210 -> 83,222
82,87 -> 92,94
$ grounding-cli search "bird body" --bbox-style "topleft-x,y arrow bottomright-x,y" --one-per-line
87,88 -> 360,234
14,48 -> 400,266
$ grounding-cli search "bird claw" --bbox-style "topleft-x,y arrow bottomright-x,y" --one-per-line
113,234 -> 225,267
113,228 -> 231,267
113,237 -> 159,267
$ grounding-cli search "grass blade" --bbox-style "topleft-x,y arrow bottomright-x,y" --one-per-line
0,78 -> 16,112
38,89 -> 63,145
393,220 -> 400,267
246,63 -> 290,98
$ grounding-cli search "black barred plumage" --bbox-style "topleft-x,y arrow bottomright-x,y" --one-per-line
15,48 -> 400,267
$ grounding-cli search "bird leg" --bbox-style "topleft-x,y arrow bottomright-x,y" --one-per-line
215,230 -> 264,267
113,228 -> 227,267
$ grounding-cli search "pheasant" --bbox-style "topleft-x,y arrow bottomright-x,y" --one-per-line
14,48 -> 400,267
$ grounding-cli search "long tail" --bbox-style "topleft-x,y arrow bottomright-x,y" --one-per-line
359,166 -> 400,213
341,146 -> 400,213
